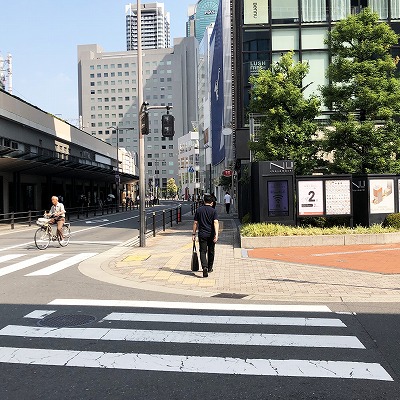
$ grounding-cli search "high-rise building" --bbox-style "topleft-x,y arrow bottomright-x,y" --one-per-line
125,2 -> 171,50
187,0 -> 219,42
77,37 -> 198,197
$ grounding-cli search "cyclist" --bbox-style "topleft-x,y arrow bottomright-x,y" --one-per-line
45,196 -> 66,240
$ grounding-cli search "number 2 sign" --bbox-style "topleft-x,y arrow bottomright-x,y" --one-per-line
298,180 -> 324,216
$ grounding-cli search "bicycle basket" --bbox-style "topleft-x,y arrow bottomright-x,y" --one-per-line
36,218 -> 50,226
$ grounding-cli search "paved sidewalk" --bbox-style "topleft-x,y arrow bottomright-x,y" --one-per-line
79,206 -> 400,303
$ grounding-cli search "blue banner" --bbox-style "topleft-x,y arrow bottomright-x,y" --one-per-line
210,0 -> 224,166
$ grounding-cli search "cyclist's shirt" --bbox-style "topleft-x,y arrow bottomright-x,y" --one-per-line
50,203 -> 66,218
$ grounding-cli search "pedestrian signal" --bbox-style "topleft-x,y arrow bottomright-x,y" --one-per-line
162,114 -> 175,137
140,111 -> 149,135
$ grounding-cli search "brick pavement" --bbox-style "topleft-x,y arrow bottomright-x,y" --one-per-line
79,206 -> 400,303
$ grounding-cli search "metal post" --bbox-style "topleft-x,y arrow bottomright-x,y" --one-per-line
137,0 -> 146,247
153,212 -> 156,237
11,212 -> 14,229
163,210 -> 166,231
115,128 -> 120,213
170,208 -> 173,227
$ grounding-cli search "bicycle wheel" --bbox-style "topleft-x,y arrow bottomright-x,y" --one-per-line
58,225 -> 71,247
34,227 -> 51,250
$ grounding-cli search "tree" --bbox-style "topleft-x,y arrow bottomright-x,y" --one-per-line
321,8 -> 400,174
166,178 -> 178,198
248,51 -> 322,175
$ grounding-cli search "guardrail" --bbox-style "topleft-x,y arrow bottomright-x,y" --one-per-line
0,204 -> 182,232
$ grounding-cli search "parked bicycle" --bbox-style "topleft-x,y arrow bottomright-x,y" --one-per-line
34,216 -> 71,250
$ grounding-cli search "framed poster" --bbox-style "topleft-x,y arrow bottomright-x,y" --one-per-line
268,180 -> 289,217
298,180 -> 324,216
325,179 -> 351,215
369,179 -> 394,214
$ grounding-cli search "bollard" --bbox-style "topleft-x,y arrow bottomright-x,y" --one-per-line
11,212 -> 14,229
163,210 -> 166,231
28,210 -> 32,227
153,212 -> 156,237
170,209 -> 173,227
178,205 -> 181,223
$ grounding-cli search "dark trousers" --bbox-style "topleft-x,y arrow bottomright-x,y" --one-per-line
199,236 -> 215,269
225,203 -> 231,213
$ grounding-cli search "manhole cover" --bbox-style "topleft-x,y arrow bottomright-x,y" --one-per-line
38,314 -> 97,328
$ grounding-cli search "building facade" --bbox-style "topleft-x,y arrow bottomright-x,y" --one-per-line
187,0 -> 220,42
77,38 -> 198,197
125,2 -> 171,50
178,131 -> 200,199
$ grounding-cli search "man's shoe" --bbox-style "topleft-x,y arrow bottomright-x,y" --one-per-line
203,267 -> 208,278
208,267 -> 213,273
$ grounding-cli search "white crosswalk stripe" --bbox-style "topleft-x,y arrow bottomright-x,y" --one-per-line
0,301 -> 393,381
0,253 -> 98,277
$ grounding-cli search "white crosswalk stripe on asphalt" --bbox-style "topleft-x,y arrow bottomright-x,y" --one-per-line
0,302 -> 393,381
0,253 -> 98,277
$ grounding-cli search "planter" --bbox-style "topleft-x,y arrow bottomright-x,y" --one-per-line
240,232 -> 400,249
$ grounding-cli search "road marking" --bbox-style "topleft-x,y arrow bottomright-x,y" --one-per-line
0,242 -> 35,252
25,253 -> 98,276
102,312 -> 346,327
0,325 -> 364,348
24,310 -> 56,319
48,299 -> 332,313
0,254 -> 60,277
0,347 -> 391,380
0,254 -> 25,263
69,241 -> 122,244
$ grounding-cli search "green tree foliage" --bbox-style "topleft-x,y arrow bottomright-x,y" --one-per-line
248,51 -> 322,175
321,8 -> 400,174
167,178 -> 178,198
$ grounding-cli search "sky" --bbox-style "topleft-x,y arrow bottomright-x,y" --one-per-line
0,0 -> 194,126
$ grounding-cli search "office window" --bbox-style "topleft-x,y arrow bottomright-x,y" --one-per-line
392,0 -> 400,18
331,0 -> 350,20
271,0 -> 298,20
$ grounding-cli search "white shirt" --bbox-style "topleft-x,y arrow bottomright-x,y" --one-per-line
224,193 -> 231,204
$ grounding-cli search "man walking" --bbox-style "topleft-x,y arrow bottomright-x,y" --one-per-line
224,191 -> 232,214
192,194 -> 219,277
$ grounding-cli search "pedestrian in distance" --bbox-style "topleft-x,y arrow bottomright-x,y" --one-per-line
224,191 -> 232,214
192,193 -> 219,278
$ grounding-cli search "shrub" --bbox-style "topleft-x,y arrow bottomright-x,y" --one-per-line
383,213 -> 400,229
241,213 -> 251,224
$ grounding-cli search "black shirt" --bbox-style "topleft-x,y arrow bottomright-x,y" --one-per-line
194,205 -> 218,239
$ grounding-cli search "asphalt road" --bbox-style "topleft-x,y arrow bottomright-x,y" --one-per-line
0,203 -> 399,399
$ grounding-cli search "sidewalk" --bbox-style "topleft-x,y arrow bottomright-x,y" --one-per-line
79,205 -> 400,303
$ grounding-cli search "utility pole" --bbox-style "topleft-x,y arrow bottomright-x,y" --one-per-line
137,0 -> 146,247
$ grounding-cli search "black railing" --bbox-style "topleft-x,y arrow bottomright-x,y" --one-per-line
145,205 -> 182,238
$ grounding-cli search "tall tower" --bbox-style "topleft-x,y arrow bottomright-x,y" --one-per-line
187,0 -> 219,43
125,2 -> 171,50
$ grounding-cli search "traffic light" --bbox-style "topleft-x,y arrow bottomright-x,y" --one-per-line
140,111 -> 149,135
162,114 -> 175,137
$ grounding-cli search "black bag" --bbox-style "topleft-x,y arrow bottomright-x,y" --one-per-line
191,242 -> 199,271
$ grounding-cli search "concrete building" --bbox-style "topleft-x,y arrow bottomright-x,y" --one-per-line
77,37 -> 198,197
0,90 -> 137,213
125,2 -> 170,50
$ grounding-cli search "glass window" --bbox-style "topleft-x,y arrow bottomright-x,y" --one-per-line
369,0 -> 388,19
392,0 -> 400,18
271,0 -> 298,21
272,29 -> 299,51
302,0 -> 326,22
301,28 -> 328,50
331,0 -> 350,20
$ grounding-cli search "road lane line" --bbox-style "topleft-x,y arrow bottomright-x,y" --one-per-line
24,310 -> 57,319
0,325 -> 364,348
25,253 -> 98,276
0,347 -> 391,380
0,254 -> 60,277
48,299 -> 332,312
102,312 -> 346,327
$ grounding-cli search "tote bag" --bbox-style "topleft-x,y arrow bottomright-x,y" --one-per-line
191,242 -> 199,271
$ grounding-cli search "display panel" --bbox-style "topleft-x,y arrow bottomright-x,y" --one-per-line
298,180 -> 324,215
268,180 -> 289,217
369,179 -> 395,214
325,179 -> 351,215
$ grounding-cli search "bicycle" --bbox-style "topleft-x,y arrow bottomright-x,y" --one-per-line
34,216 -> 71,250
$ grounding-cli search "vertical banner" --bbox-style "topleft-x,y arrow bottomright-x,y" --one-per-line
210,0 -> 225,166
298,180 -> 324,216
268,180 -> 289,217
244,0 -> 269,24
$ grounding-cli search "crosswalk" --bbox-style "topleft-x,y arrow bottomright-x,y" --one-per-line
0,253 -> 97,277
0,299 -> 393,381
